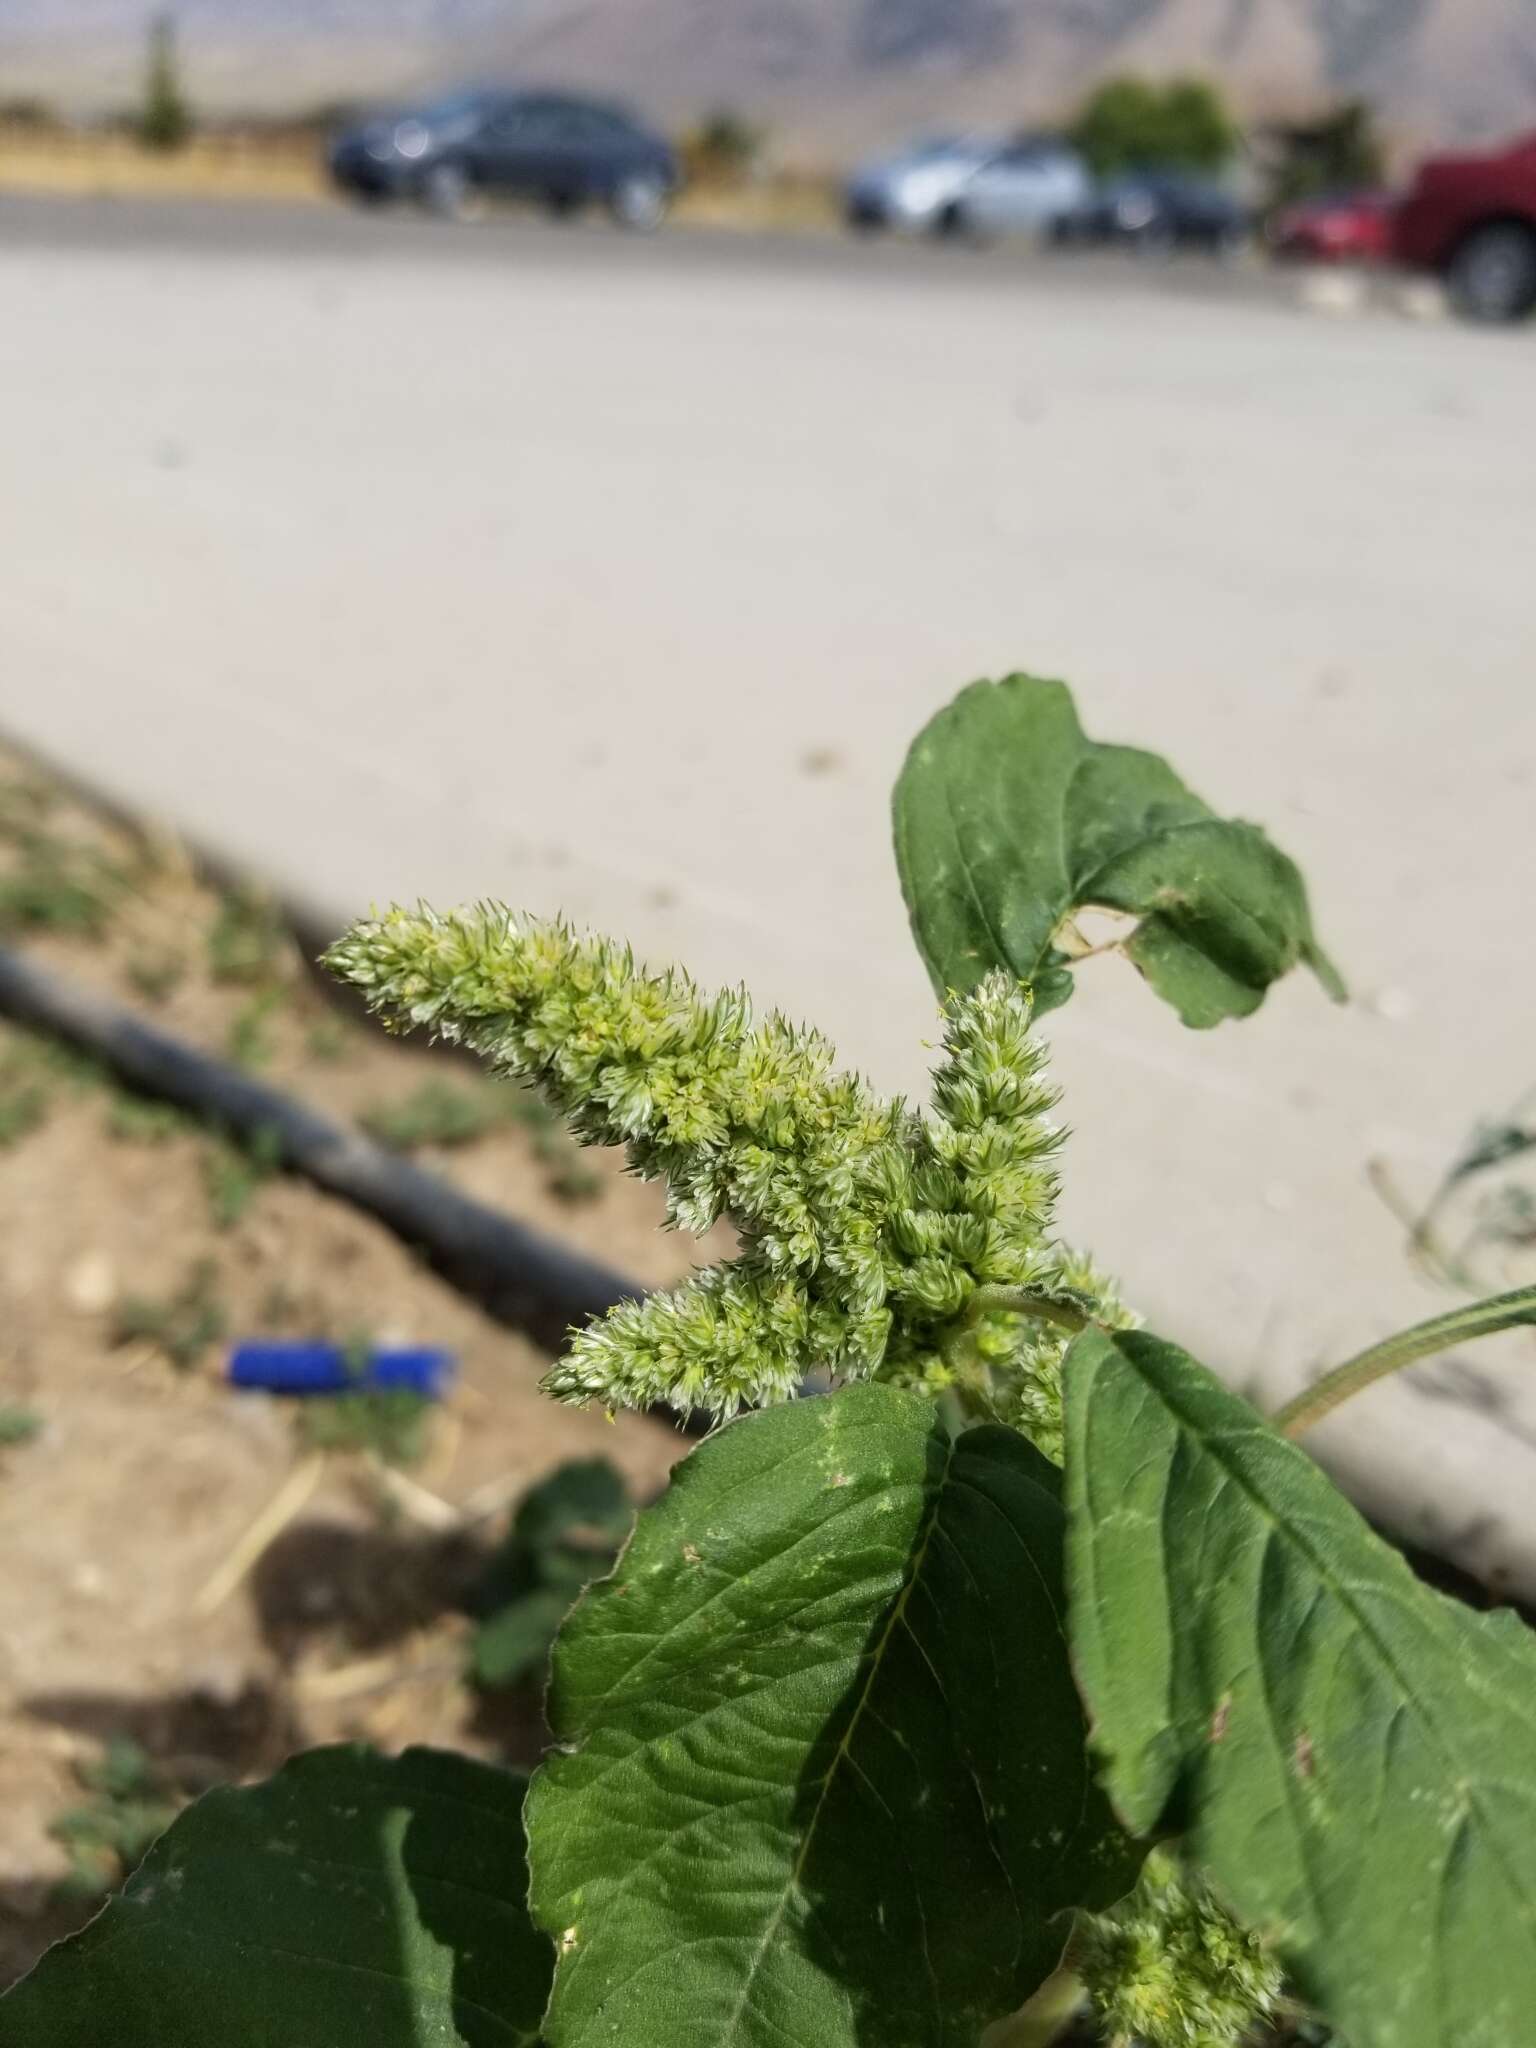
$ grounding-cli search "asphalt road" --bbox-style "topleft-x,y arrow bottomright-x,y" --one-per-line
4,194 -> 1534,1583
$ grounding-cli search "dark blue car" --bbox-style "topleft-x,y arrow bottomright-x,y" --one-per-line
1053,169 -> 1248,255
328,88 -> 681,229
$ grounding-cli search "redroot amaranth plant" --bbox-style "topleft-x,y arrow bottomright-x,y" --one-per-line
7,674 -> 1535,2048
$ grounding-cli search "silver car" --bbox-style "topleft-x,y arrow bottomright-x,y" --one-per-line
944,139 -> 1093,243
844,133 -> 1089,241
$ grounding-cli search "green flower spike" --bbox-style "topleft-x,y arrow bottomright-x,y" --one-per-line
326,904 -> 1127,1430
1078,1852 -> 1286,2048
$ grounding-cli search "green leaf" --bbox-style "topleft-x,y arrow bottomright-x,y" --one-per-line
474,1587 -> 584,1688
470,1459 -> 634,1691
1,1744 -> 552,2047
1063,1327 -> 1536,2048
893,675 -> 1343,1025
507,1457 -> 631,1554
526,1384 -> 1137,2048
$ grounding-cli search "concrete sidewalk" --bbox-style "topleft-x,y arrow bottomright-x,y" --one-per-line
3,200 -> 1534,1589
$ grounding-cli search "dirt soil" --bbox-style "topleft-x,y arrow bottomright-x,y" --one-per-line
0,745 -> 727,1987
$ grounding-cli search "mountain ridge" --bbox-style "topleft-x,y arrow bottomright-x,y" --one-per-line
3,0 -> 1534,155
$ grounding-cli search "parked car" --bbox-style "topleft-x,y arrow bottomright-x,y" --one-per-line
843,135 -> 1000,235
1053,169 -> 1248,255
1394,131 -> 1536,322
1268,190 -> 1393,265
327,88 -> 680,228
936,138 -> 1092,243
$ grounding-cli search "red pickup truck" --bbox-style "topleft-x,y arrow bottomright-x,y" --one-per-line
1395,130 -> 1536,321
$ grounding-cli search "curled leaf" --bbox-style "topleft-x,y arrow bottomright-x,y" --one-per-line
894,675 -> 1343,1026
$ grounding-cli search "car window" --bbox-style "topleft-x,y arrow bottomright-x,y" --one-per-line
564,108 -> 624,143
490,101 -> 570,143
421,88 -> 495,126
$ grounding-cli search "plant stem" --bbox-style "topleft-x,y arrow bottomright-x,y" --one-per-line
937,1287 -> 1092,1430
980,1965 -> 1085,2048
1274,1285 -> 1536,1438
965,1286 -> 1092,1334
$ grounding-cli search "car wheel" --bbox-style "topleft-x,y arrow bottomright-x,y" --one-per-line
1445,222 -> 1536,323
418,160 -> 486,223
1132,218 -> 1176,260
609,172 -> 668,231
1212,221 -> 1247,262
934,201 -> 990,249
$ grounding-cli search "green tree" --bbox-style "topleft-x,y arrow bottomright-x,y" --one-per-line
1260,98 -> 1386,211
1070,73 -> 1237,177
680,106 -> 764,185
1155,77 -> 1237,172
138,12 -> 192,154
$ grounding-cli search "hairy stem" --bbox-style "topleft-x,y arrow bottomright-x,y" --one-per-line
1275,1286 -> 1536,1438
980,1965 -> 1085,2048
964,1286 -> 1092,1333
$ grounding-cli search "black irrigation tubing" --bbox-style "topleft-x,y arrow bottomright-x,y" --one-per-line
0,944 -> 710,1437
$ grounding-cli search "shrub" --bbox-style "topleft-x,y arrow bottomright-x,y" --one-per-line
1070,74 -> 1237,177
1260,99 -> 1386,212
138,13 -> 192,154
111,1257 -> 226,1370
680,106 -> 765,183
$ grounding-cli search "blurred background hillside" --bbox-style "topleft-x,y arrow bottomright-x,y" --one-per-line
3,0 -> 1534,156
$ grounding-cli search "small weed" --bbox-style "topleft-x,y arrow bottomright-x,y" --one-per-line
0,843 -> 122,939
304,1017 -> 349,1063
226,987 -> 285,1070
469,1459 -> 633,1689
31,1034 -> 108,1094
202,1124 -> 282,1230
125,948 -> 187,1004
544,1154 -> 604,1204
0,785 -> 124,940
361,1077 -> 601,1201
296,1388 -> 433,1468
111,1259 -> 227,1370
206,888 -> 287,985
105,1092 -> 195,1144
0,777 -> 55,838
512,1094 -> 603,1204
0,1403 -> 44,1446
0,1025 -> 97,1144
0,1073 -> 50,1147
48,1737 -> 181,1906
361,1078 -> 504,1151
258,1281 -> 306,1328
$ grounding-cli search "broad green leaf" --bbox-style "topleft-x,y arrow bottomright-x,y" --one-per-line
1063,1327 -> 1536,2048
893,675 -> 1343,1025
474,1587 -> 585,1688
470,1458 -> 633,1691
0,1744 -> 551,2047
508,1458 -> 631,1553
526,1384 -> 1137,2048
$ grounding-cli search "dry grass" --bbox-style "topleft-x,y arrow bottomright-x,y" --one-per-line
0,130 -> 326,204
674,173 -> 839,236
0,126 -> 837,230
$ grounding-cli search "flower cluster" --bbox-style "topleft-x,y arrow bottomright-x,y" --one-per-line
326,904 -> 1121,1425
1077,1852 -> 1285,2048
